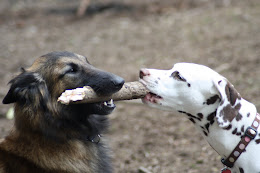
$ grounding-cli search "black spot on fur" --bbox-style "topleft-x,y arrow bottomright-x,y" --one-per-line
239,167 -> 244,173
232,128 -> 237,135
206,95 -> 220,105
187,83 -> 191,87
235,103 -> 241,111
171,71 -> 186,82
178,111 -> 200,121
197,113 -> 203,119
220,104 -> 239,123
247,113 -> 250,117
241,125 -> 245,132
210,119 -> 215,125
203,131 -> 208,136
256,139 -> 260,144
189,118 -> 196,124
205,123 -> 210,133
224,124 -> 232,130
207,111 -> 216,121
236,132 -> 241,136
236,113 -> 243,121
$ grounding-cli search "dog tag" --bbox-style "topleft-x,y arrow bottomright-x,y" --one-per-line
221,168 -> 231,173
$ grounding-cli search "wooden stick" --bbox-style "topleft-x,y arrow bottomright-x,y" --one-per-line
58,81 -> 149,105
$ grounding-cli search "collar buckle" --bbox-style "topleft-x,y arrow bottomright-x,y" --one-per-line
245,126 -> 257,140
89,134 -> 101,143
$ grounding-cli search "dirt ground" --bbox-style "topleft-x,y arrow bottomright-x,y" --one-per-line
0,0 -> 259,172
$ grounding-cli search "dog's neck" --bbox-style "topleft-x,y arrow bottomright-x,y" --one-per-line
182,98 -> 257,158
13,103 -> 107,143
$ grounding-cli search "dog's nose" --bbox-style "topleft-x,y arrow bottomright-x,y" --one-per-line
139,69 -> 150,79
112,76 -> 125,90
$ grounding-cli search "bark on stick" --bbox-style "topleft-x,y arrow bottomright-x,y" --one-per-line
58,81 -> 148,105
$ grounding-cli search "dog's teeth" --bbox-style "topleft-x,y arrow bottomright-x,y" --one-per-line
108,99 -> 113,105
103,99 -> 113,107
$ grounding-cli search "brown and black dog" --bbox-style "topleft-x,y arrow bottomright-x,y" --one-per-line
0,51 -> 124,173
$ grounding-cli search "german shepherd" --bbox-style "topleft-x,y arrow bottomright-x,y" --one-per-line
0,51 -> 124,173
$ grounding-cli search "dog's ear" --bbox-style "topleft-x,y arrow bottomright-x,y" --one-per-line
213,78 -> 242,128
2,70 -> 48,105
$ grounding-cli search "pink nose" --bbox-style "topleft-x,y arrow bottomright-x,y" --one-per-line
139,69 -> 150,79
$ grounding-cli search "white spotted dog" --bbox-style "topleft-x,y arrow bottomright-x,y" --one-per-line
139,63 -> 260,173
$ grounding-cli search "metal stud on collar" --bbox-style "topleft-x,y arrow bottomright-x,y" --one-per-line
245,126 -> 257,139
89,134 -> 101,143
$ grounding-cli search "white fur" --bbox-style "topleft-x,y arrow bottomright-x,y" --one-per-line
140,63 -> 259,173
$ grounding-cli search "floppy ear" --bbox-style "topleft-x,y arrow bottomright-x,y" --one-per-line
213,78 -> 242,128
2,70 -> 49,105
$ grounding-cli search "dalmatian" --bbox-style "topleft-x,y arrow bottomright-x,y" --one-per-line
139,63 -> 260,173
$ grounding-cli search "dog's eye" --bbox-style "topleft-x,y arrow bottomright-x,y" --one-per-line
69,67 -> 77,73
171,71 -> 186,82
66,63 -> 79,74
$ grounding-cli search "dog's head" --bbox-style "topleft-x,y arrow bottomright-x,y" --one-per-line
2,51 -> 124,136
140,63 -> 247,128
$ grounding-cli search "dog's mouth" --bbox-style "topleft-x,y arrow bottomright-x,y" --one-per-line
101,99 -> 115,109
94,99 -> 116,115
139,80 -> 163,104
142,92 -> 162,104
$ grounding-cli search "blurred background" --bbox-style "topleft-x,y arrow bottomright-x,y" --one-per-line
0,0 -> 259,172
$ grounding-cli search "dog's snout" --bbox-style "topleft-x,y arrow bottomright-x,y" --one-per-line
89,71 -> 124,96
139,69 -> 150,79
112,76 -> 125,90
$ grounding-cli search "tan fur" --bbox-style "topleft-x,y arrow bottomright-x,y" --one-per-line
0,51 -> 121,173
0,131 -> 99,173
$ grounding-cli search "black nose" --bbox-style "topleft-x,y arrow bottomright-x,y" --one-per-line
98,75 -> 124,95
112,76 -> 125,90
87,69 -> 125,96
